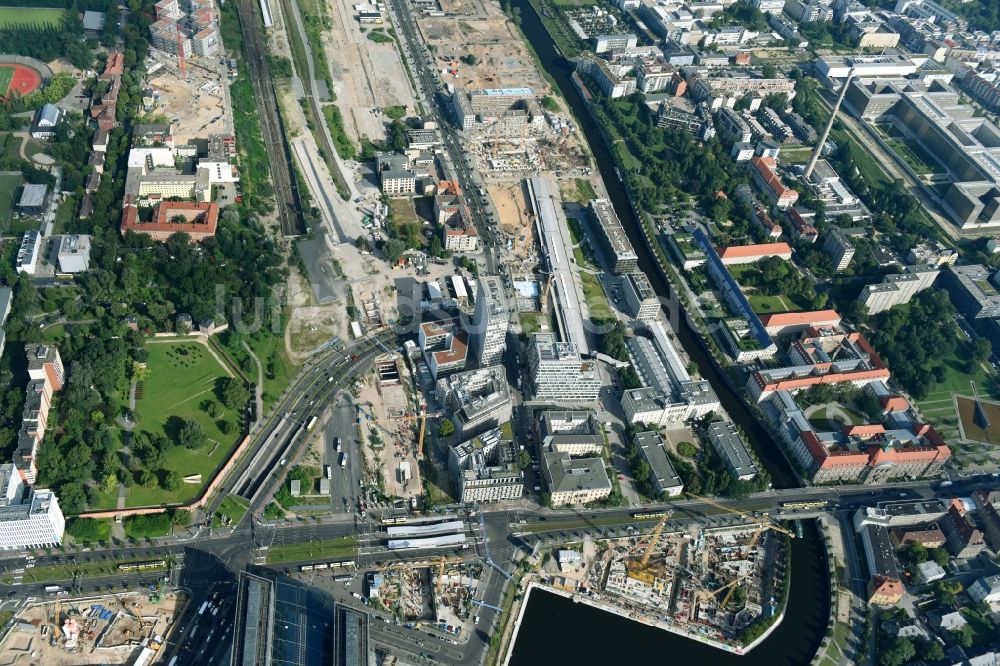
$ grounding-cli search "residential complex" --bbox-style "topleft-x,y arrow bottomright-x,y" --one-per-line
857,265 -> 939,315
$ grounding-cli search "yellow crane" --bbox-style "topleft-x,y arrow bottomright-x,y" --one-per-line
417,404 -> 427,460
436,556 -> 446,594
685,494 -> 793,610
638,511 -> 672,569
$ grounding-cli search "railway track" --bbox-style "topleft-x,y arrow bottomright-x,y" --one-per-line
234,0 -> 306,236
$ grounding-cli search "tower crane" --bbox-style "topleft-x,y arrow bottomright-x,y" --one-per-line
637,511 -> 672,569
686,494 -> 793,610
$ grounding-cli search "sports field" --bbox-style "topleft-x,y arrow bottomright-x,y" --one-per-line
0,63 -> 42,98
0,7 -> 65,28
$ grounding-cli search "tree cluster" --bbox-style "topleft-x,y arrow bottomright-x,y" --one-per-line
868,289 -> 958,400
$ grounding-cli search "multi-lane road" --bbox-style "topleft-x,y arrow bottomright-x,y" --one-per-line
383,0 -> 501,273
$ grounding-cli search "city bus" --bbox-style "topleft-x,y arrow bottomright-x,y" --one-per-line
118,560 -> 167,573
779,500 -> 829,511
305,416 -> 318,432
632,510 -> 669,520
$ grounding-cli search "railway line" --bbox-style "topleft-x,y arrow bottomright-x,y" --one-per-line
234,0 -> 306,236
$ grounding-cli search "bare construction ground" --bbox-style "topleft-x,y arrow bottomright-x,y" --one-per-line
146,51 -> 230,145
419,16 -> 548,92
487,181 -> 535,262
0,592 -> 183,666
357,367 -> 423,501
321,0 -> 416,144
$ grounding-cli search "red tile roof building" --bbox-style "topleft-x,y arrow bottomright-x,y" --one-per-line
750,156 -> 799,208
759,309 -> 842,336
716,241 -> 793,265
120,201 -> 220,242
868,575 -> 904,606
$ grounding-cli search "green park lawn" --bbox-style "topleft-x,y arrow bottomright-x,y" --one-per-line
265,536 -> 358,564
0,7 -> 65,28
748,294 -> 792,314
0,172 -> 21,230
109,341 -> 242,508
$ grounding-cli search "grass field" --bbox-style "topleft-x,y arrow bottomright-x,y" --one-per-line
0,67 -> 11,95
519,312 -> 550,336
748,293 -> 793,314
0,172 -> 21,231
214,495 -> 250,527
0,7 -> 65,28
265,536 -> 358,564
104,341 -> 241,508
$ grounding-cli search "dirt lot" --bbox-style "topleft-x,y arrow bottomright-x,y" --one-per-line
0,591 -> 183,666
321,0 -> 416,144
357,365 -> 423,500
147,51 -> 230,145
286,271 -> 350,362
487,181 -> 534,261
419,16 -> 548,93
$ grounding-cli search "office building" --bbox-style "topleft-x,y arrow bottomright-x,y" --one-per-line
593,33 -> 638,53
634,431 -> 684,497
541,447 -> 612,505
471,276 -> 509,366
589,199 -> 638,274
706,421 -> 759,481
527,333 -> 601,402
0,464 -> 64,551
459,469 -> 523,503
451,87 -> 536,132
435,366 -> 512,437
857,265 -> 939,314
56,235 -> 91,274
943,264 -> 1000,319
716,242 -> 793,265
621,320 -> 720,426
539,410 -> 603,456
906,241 -> 957,267
621,272 -> 660,323
419,321 -> 468,380
231,569 -> 342,666
815,54 -> 919,81
784,0 -> 833,22
376,153 -> 416,196
823,228 -> 856,272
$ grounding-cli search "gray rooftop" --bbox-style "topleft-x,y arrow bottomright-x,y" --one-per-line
634,431 -> 684,494
18,184 -> 47,209
542,450 -> 611,494
707,421 -> 759,479
864,524 -> 901,579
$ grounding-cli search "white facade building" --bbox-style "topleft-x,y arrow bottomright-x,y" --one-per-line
0,464 -> 64,551
471,276 -> 509,367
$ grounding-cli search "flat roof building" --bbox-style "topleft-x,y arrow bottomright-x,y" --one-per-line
621,272 -> 660,323
542,448 -> 612,506
0,464 -> 64,551
528,332 -> 601,403
634,431 -> 684,497
436,366 -> 512,438
470,276 -> 509,367
706,421 -> 759,481
57,235 -> 91,274
943,264 -> 1000,319
858,265 -> 939,315
589,198 -> 638,274
17,184 -> 47,215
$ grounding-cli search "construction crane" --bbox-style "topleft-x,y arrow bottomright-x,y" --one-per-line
638,511 -> 672,569
175,24 -> 187,81
436,556 -> 446,594
686,494 -> 795,539
52,596 -> 61,644
686,494 -> 793,610
107,589 -> 146,636
417,404 -> 427,460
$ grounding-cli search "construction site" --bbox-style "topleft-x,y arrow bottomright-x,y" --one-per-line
357,353 -> 425,501
145,48 -> 231,145
0,588 -> 182,666
543,503 -> 793,647
369,558 -> 480,635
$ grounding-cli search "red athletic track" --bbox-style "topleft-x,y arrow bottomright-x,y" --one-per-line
1,63 -> 42,99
